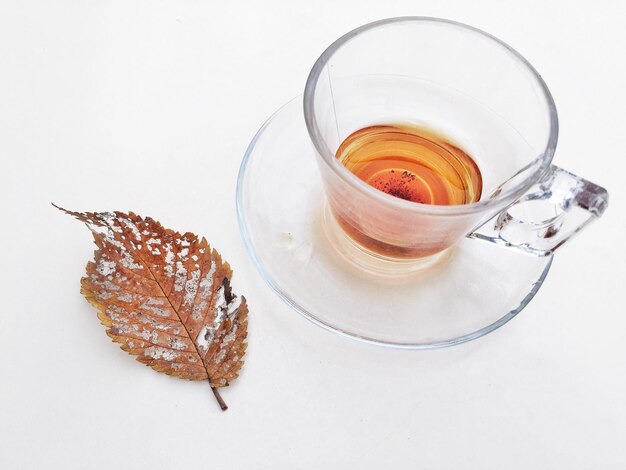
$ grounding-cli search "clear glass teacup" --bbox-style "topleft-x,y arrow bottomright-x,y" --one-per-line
304,17 -> 608,270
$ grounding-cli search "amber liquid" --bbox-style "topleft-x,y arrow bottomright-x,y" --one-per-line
336,124 -> 482,205
333,124 -> 483,259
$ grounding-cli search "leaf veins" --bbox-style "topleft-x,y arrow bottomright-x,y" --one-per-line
56,205 -> 248,411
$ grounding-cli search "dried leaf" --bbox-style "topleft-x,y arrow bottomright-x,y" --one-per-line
56,205 -> 248,410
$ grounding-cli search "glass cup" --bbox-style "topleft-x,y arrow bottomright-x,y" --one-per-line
303,17 -> 608,268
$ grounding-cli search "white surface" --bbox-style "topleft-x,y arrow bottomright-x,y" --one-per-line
1,1 -> 625,468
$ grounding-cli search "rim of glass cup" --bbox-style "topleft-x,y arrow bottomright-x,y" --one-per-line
303,16 -> 559,216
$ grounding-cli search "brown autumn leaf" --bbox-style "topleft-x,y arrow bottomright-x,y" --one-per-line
56,205 -> 248,411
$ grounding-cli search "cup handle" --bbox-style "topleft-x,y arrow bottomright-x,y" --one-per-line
468,165 -> 608,256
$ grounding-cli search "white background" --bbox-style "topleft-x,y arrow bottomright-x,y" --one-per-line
1,1 -> 625,468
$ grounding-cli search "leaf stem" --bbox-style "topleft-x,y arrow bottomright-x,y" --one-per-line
211,386 -> 228,411
128,241 -> 230,412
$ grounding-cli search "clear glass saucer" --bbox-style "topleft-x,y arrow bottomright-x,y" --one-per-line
236,96 -> 553,349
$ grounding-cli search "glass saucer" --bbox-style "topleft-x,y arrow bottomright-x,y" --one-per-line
236,96 -> 553,349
